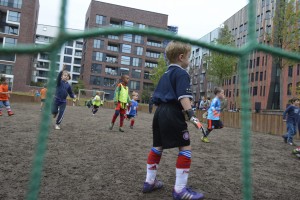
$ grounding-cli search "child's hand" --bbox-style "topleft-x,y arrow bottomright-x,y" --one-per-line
63,64 -> 67,70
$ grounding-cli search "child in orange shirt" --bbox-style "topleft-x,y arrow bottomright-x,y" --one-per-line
0,75 -> 14,116
40,84 -> 47,111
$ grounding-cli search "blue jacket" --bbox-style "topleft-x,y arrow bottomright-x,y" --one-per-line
207,97 -> 221,120
54,71 -> 75,103
283,105 -> 299,124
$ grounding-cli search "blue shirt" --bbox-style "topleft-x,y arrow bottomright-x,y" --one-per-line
207,97 -> 221,120
283,105 -> 299,124
127,100 -> 138,116
152,64 -> 193,106
54,71 -> 75,103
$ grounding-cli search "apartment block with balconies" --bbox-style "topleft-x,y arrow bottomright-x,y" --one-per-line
82,1 -> 168,100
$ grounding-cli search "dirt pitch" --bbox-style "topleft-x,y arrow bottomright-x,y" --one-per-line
0,103 -> 300,200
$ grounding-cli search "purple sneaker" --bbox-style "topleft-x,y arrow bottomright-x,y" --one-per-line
172,187 -> 204,200
142,179 -> 163,193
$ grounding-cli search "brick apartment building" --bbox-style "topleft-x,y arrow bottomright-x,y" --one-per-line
81,0 -> 168,100
192,0 -> 300,110
0,0 -> 39,91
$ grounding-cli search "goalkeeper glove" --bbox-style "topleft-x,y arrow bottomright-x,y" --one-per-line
184,109 -> 203,129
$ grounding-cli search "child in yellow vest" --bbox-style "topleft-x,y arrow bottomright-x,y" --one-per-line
91,91 -> 102,115
109,75 -> 131,132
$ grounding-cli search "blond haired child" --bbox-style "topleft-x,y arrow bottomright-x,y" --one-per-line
126,91 -> 139,129
142,41 -> 204,199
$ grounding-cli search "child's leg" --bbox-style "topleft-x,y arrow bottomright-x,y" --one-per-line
92,106 -> 99,114
145,147 -> 163,183
3,100 -> 12,111
204,119 -> 213,137
119,108 -> 126,127
56,102 -> 66,125
286,122 -> 294,143
174,147 -> 191,192
111,110 -> 120,123
130,118 -> 135,127
51,100 -> 59,117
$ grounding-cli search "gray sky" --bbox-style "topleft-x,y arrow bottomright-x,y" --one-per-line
38,0 -> 248,39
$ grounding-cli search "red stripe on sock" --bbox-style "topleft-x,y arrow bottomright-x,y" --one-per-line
176,155 -> 191,169
147,150 -> 162,165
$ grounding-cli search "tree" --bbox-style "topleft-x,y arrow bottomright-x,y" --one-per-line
204,25 -> 238,86
268,0 -> 300,109
150,53 -> 167,87
73,79 -> 85,95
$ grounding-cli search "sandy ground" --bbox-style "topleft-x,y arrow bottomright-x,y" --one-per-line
0,103 -> 300,200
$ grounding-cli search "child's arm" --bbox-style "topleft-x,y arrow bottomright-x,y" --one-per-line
67,85 -> 75,98
113,84 -> 120,103
181,97 -> 202,129
283,106 -> 291,120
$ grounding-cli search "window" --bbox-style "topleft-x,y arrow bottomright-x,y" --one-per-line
123,20 -> 134,27
146,51 -> 160,58
145,62 -> 157,68
233,76 -> 236,84
253,86 -> 258,96
8,11 -> 20,22
260,72 -> 263,81
0,0 -> 22,8
96,15 -> 106,25
143,82 -> 154,90
287,83 -> 292,95
264,70 -> 266,80
63,56 -> 72,63
39,53 -> 49,60
144,71 -> 150,79
108,35 -> 119,40
132,58 -> 142,67
64,48 -> 73,55
0,64 -> 12,74
147,40 -> 162,48
137,23 -> 146,29
121,56 -> 130,65
249,59 -> 252,68
120,67 -> 129,75
5,37 -> 17,46
123,34 -> 132,42
288,65 -> 293,77
107,44 -> 118,52
2,25 -> 19,35
130,80 -> 140,90
260,86 -> 262,96
104,78 -> 116,87
265,10 -> 271,20
106,56 -> 117,63
122,44 -> 131,53
90,75 -> 102,86
92,52 -> 103,62
134,35 -> 144,44
131,69 -> 141,79
251,73 -> 254,82
65,40 -> 73,47
135,46 -> 143,56
91,63 -> 102,73
74,58 -> 81,65
74,50 -> 82,57
105,66 -> 118,76
256,57 -> 260,66
75,41 -> 83,48
255,72 -> 259,81
93,39 -> 104,49
73,66 -> 81,73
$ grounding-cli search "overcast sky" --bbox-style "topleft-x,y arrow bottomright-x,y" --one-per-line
38,0 -> 248,39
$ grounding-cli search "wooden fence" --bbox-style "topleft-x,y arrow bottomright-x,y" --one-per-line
9,94 -> 297,139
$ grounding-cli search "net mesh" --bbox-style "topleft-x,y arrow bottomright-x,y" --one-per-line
0,0 -> 298,199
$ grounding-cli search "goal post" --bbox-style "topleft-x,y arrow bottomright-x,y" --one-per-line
77,89 -> 106,106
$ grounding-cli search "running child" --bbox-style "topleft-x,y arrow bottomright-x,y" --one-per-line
0,75 -> 14,116
91,91 -> 103,115
109,74 -> 131,132
52,65 -> 76,130
201,87 -> 225,143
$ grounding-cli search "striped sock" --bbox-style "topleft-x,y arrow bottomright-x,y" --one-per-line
146,147 -> 162,184
175,150 -> 191,193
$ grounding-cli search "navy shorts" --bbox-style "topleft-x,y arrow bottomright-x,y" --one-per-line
207,119 -> 223,131
153,103 -> 190,149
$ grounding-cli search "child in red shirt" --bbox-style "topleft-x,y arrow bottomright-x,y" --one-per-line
0,75 -> 14,116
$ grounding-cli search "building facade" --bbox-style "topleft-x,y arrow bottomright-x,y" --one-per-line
0,0 -> 39,91
193,0 -> 300,110
33,24 -> 83,86
82,1 -> 168,100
